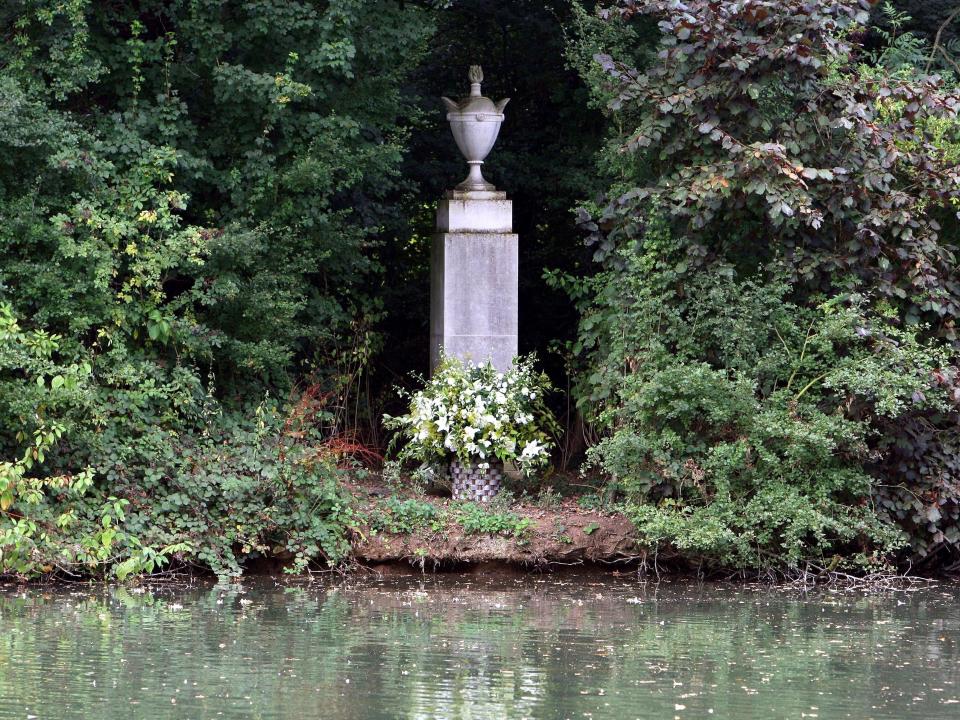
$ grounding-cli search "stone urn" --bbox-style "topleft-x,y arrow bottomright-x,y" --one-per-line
450,457 -> 503,502
442,65 -> 509,192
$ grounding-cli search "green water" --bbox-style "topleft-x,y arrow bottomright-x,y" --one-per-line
1,575 -> 958,719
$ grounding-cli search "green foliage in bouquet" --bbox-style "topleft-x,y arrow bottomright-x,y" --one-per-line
385,356 -> 558,475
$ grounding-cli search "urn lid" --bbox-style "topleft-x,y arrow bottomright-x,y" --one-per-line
442,66 -> 509,119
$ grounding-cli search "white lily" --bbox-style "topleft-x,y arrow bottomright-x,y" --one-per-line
519,439 -> 545,461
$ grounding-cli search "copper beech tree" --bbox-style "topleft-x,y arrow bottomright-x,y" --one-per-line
589,0 -> 960,332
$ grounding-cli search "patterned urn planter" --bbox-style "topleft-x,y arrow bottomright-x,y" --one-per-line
450,457 -> 503,502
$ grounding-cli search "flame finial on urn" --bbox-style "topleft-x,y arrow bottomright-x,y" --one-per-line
441,65 -> 509,192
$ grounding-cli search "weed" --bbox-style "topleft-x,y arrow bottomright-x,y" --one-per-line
487,488 -> 516,513
370,497 -> 444,534
453,503 -> 532,538
577,489 -> 619,513
381,461 -> 432,497
536,486 -> 562,510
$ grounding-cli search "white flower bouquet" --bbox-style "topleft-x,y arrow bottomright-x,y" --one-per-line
385,356 -> 557,475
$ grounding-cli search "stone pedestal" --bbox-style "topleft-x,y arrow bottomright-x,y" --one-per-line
430,189 -> 518,372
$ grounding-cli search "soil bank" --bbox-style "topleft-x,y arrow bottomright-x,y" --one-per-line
348,480 -> 643,574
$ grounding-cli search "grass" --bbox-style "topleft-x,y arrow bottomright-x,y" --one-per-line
367,495 -> 533,539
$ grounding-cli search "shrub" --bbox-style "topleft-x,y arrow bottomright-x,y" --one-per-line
567,0 -> 960,570
113,399 -> 356,578
574,223 -> 951,571
1,299 -> 355,579
0,303 -> 188,579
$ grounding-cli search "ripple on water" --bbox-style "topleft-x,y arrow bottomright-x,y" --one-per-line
0,576 -> 958,719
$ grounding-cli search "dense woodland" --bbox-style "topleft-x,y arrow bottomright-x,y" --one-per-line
2,0 -> 960,579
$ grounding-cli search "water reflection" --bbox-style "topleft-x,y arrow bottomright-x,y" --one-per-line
0,576 -> 958,719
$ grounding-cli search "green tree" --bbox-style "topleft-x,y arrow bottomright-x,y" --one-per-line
568,0 -> 960,569
0,0 -> 436,578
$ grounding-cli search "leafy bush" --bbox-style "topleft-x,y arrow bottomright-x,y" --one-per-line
1,298 -> 355,579
109,398 -> 356,578
578,231 -> 951,569
0,303 -> 189,578
870,408 -> 960,558
567,0 -> 960,570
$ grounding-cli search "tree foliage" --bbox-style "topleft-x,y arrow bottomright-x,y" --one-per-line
570,0 -> 960,569
2,0 -> 434,382
591,0 -> 960,331
0,0 -> 435,578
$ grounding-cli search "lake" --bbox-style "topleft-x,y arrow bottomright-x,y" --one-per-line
1,574 -> 958,719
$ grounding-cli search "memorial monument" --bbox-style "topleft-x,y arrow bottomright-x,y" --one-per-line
430,66 -> 518,373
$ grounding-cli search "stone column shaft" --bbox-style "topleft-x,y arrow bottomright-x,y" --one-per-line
430,190 -> 518,372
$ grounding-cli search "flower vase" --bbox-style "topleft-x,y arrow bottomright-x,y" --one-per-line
450,457 -> 503,502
